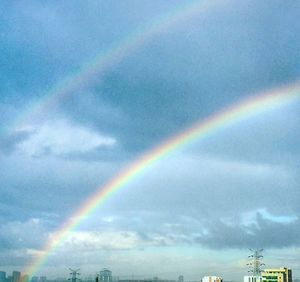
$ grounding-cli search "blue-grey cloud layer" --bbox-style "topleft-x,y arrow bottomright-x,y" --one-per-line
0,0 -> 300,279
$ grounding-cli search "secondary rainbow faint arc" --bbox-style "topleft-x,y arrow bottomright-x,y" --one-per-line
11,0 -> 223,132
24,81 -> 300,276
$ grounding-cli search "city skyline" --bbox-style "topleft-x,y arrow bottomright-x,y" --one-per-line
0,265 -> 296,282
0,0 -> 300,280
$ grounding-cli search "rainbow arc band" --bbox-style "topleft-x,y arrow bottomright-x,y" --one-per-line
4,0 -> 226,274
24,81 -> 300,276
19,1 -> 227,274
6,0 -> 298,276
8,0 -> 222,134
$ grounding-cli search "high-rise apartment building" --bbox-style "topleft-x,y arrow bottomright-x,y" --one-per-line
202,276 -> 222,282
0,272 -> 6,282
12,272 -> 21,282
21,276 -> 29,282
31,276 -> 38,282
178,276 -> 184,282
99,269 -> 112,282
39,277 -> 47,282
262,268 -> 292,282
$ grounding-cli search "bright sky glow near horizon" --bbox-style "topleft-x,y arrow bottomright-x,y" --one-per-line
0,0 -> 300,281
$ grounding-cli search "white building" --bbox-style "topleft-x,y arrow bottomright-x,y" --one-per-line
244,276 -> 263,282
202,276 -> 222,282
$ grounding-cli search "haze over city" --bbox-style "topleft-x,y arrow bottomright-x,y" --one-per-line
0,1 -> 300,281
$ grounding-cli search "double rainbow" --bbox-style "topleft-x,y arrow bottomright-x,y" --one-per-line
14,0 -> 225,274
4,0 -> 298,277
24,81 -> 300,276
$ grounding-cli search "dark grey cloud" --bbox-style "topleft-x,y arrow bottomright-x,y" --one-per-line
0,130 -> 32,154
58,0 -> 300,158
196,214 -> 300,249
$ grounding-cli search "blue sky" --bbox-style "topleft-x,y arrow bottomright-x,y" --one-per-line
0,0 -> 300,280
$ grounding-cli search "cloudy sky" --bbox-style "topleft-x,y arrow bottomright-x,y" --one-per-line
1,0 -> 300,281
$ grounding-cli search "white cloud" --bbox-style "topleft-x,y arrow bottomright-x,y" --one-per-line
53,230 -> 187,254
17,119 -> 116,156
60,231 -> 141,251
0,218 -> 48,250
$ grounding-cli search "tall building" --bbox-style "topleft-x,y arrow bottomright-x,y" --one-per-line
99,269 -> 112,282
178,276 -> 184,282
0,272 -> 6,282
22,276 -> 29,282
262,268 -> 292,282
202,276 -> 222,282
12,272 -> 21,282
39,277 -> 47,282
31,276 -> 38,282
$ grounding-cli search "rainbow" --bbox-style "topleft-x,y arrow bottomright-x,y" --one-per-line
9,0 -> 224,133
24,81 -> 300,276
6,0 -> 225,274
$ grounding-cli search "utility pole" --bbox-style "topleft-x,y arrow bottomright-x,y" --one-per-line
69,269 -> 81,282
247,249 -> 265,276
